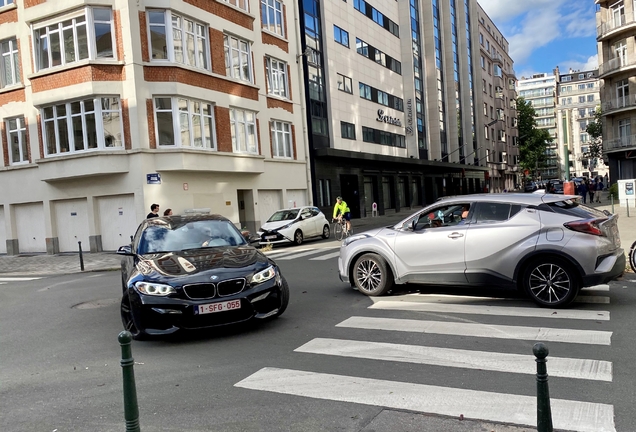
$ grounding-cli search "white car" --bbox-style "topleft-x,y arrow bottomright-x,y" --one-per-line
258,206 -> 331,245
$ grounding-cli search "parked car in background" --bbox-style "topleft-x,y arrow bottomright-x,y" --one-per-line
258,206 -> 330,246
338,193 -> 624,308
118,215 -> 289,340
524,181 -> 538,192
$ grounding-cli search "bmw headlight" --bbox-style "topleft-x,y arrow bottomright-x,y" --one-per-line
343,234 -> 370,247
135,281 -> 176,296
251,266 -> 276,284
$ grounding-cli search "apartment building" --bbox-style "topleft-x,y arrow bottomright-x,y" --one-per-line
596,0 -> 636,181
555,67 -> 608,180
517,73 -> 559,179
477,6 -> 519,192
0,0 -> 309,254
299,0 -> 517,218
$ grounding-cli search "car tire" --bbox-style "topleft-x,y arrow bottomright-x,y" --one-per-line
629,240 -> 636,273
273,276 -> 290,318
522,257 -> 579,308
294,230 -> 303,245
321,224 -> 330,239
120,294 -> 148,341
353,253 -> 394,297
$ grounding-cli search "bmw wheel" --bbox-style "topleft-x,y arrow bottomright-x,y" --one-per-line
321,224 -> 330,239
294,230 -> 304,245
522,258 -> 579,307
353,253 -> 394,296
120,294 -> 148,340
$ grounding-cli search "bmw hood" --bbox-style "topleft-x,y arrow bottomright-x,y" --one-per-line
261,220 -> 298,231
136,247 -> 271,277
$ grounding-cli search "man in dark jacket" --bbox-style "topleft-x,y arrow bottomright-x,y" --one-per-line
147,203 -> 160,218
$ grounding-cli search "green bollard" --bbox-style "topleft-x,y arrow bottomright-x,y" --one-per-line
533,343 -> 553,432
118,331 -> 141,432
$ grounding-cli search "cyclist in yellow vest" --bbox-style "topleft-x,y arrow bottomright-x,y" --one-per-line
332,196 -> 351,232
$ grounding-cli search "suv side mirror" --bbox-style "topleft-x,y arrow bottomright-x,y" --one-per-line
117,245 -> 135,256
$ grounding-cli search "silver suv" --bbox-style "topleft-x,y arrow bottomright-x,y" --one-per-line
338,193 -> 624,307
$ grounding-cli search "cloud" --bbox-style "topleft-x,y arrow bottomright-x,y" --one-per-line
478,0 -> 596,68
558,54 -> 599,73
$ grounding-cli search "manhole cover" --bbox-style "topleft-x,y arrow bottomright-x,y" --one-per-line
72,298 -> 119,309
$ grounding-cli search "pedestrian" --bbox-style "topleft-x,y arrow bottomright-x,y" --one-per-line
596,179 -> 604,203
163,208 -> 173,216
147,203 -> 160,218
589,180 -> 596,203
578,181 -> 588,204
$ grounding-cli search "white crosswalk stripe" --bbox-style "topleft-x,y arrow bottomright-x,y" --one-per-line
309,251 -> 341,261
235,368 -> 616,432
235,288 -> 616,431
275,247 -> 339,260
0,277 -> 43,281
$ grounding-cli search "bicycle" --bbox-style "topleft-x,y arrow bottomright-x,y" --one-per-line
333,217 -> 353,241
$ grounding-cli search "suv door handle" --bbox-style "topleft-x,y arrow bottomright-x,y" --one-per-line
448,232 -> 464,239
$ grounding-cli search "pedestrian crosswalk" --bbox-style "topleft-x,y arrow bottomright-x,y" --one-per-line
234,289 -> 617,431
0,276 -> 42,285
263,245 -> 341,261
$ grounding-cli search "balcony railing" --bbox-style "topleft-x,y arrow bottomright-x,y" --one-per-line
597,13 -> 635,38
599,55 -> 636,76
559,86 -> 598,96
604,133 -> 636,151
602,95 -> 636,114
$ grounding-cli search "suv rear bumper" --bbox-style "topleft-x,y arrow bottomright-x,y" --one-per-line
582,249 -> 625,286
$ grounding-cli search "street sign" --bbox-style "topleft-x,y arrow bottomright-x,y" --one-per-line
146,173 -> 161,184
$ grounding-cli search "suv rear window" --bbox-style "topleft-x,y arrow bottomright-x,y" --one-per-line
547,199 -> 606,219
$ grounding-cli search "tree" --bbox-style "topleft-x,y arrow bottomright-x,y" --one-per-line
585,107 -> 603,171
516,97 -> 551,178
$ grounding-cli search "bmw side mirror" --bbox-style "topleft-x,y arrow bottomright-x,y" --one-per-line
117,245 -> 135,256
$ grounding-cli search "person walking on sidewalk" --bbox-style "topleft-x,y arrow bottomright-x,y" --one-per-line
146,203 -> 160,219
589,180 -> 596,204
578,181 -> 588,204
596,179 -> 604,203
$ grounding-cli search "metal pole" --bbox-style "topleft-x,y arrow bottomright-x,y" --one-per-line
627,198 -> 630,218
78,241 -> 85,271
611,194 -> 615,214
533,343 -> 553,432
119,331 -> 141,432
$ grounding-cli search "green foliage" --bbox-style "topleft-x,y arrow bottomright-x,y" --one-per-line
516,97 -> 551,176
609,183 -> 618,200
585,107 -> 603,160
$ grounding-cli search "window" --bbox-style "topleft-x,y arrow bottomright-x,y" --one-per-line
479,33 -> 483,45
271,120 -> 292,158
148,10 -> 209,69
337,73 -> 352,93
261,0 -> 284,37
318,179 -> 331,207
359,82 -> 371,100
579,96 -> 585,103
6,116 -> 27,165
587,95 -> 594,102
225,0 -> 248,11
42,96 -> 123,156
578,73 -> 584,79
230,108 -> 257,154
224,35 -> 252,83
578,108 -> 586,117
0,0 -> 14,6
474,202 -> 516,223
154,97 -> 215,148
334,25 -> 349,47
561,76 -> 572,82
482,79 -> 486,93
483,102 -> 487,115
616,78 -> 629,107
480,55 -> 485,68
341,121 -> 355,139
266,57 -> 288,98
361,126 -> 405,147
0,38 -> 19,88
34,7 -> 114,71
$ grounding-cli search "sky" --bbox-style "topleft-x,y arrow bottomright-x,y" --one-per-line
478,0 -> 599,79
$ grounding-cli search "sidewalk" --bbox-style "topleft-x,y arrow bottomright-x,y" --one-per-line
1,193 -> 634,277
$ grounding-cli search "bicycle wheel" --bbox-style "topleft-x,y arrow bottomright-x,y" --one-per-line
334,222 -> 344,241
629,240 -> 636,273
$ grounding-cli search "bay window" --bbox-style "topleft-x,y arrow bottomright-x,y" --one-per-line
42,96 -> 123,156
6,116 -> 27,165
266,57 -> 288,98
154,97 -> 215,148
33,7 -> 114,72
230,108 -> 257,154
147,10 -> 209,70
271,120 -> 292,158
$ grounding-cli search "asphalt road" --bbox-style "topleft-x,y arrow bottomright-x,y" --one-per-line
1,241 -> 635,432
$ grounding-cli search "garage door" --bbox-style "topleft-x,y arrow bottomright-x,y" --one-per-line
285,189 -> 307,209
97,194 -> 138,251
54,199 -> 90,252
15,203 -> 46,253
0,206 -> 6,254
258,190 -> 282,224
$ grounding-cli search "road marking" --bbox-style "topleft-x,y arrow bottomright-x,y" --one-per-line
337,316 -> 612,345
263,248 -> 314,257
582,284 -> 610,292
369,297 -> 609,321
0,277 -> 43,281
235,368 -> 616,432
276,247 -> 340,260
309,251 -> 341,261
295,338 -> 612,382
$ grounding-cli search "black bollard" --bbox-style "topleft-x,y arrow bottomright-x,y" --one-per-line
78,241 -> 85,271
533,343 -> 553,432
118,331 -> 141,432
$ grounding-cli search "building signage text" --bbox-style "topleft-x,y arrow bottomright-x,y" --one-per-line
406,99 -> 413,135
376,109 -> 402,127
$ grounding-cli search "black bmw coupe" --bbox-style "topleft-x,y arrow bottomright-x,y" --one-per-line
117,214 -> 289,340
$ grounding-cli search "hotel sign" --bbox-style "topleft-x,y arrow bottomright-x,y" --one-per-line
376,109 -> 402,127
406,99 -> 413,135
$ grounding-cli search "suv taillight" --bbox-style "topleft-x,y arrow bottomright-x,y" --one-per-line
563,218 -> 607,236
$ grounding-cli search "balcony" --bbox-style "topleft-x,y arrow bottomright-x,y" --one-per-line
598,55 -> 636,78
597,13 -> 636,41
602,95 -> 636,115
604,133 -> 636,152
559,86 -> 598,96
